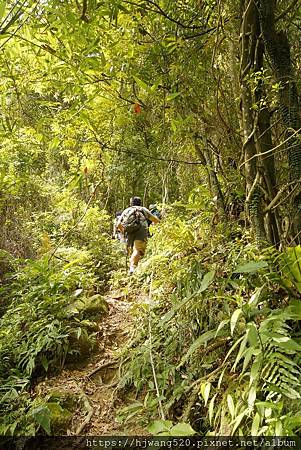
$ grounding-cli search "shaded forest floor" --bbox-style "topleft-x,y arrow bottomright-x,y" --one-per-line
34,288 -> 145,435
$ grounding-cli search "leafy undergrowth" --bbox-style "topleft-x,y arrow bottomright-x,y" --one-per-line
117,202 -> 301,436
0,230 -> 120,435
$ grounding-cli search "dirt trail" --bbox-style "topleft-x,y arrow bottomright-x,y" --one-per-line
35,291 -> 143,435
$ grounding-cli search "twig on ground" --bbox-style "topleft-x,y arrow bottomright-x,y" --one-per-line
86,360 -> 118,378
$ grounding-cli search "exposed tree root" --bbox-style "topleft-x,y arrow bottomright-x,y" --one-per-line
86,360 -> 118,378
75,389 -> 95,435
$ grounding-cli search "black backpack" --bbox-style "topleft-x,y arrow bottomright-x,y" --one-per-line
123,207 -> 146,234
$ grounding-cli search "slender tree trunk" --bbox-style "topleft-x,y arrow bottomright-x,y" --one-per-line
254,38 -> 281,245
195,142 -> 226,219
256,106 -> 281,244
240,0 -> 266,242
255,0 -> 301,242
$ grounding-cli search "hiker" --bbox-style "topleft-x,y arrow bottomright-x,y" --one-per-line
146,204 -> 161,237
147,204 -> 161,227
117,196 -> 160,273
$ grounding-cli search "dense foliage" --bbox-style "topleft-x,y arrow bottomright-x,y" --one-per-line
0,0 -> 301,438
118,203 -> 301,435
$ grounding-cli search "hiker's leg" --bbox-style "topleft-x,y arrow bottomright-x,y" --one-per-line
131,240 -> 146,268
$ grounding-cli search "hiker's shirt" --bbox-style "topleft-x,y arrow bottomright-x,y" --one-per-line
119,206 -> 154,243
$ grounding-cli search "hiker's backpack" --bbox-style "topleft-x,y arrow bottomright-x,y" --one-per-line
123,207 -> 146,234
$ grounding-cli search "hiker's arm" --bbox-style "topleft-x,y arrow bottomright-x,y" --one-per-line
142,207 -> 160,224
148,213 -> 160,224
117,212 -> 125,233
117,221 -> 125,232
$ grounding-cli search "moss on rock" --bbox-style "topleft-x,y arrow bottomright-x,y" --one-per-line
47,402 -> 72,433
72,294 -> 108,319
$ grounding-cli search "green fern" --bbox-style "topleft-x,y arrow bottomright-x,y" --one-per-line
259,309 -> 301,401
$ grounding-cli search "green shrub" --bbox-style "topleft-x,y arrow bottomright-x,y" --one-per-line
119,206 -> 301,435
0,246 -> 110,435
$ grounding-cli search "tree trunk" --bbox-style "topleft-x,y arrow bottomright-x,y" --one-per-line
255,0 -> 301,242
240,0 -> 266,242
195,142 -> 226,219
254,38 -> 281,245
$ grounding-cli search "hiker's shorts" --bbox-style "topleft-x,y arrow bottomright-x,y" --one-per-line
131,239 -> 147,256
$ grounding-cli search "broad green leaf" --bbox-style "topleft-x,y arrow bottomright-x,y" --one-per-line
248,287 -> 263,306
246,322 -> 259,346
30,406 -> 51,435
251,412 -> 261,435
250,354 -> 262,385
224,335 -> 244,363
217,366 -> 227,389
166,92 -> 181,101
177,329 -> 221,368
199,270 -> 215,293
215,319 -> 229,337
169,422 -> 196,436
232,335 -> 248,371
230,308 -> 242,335
147,420 -> 173,434
234,261 -> 268,273
275,420 -> 283,435
121,402 -> 144,412
231,408 -> 249,434
150,78 -> 162,93
209,394 -> 217,425
0,388 -> 19,403
287,416 -> 301,427
149,395 -> 165,407
161,309 -> 175,323
133,76 -> 150,92
248,385 -> 257,408
41,355 -> 49,372
227,394 -> 235,419
0,1 -> 6,23
160,292 -> 195,324
200,382 -> 211,406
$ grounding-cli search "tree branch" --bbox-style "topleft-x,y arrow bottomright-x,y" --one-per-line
122,0 -> 205,29
275,0 -> 299,23
91,132 -> 204,166
81,0 -> 89,22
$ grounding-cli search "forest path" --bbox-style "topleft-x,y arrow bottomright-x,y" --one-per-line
35,289 -> 144,435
